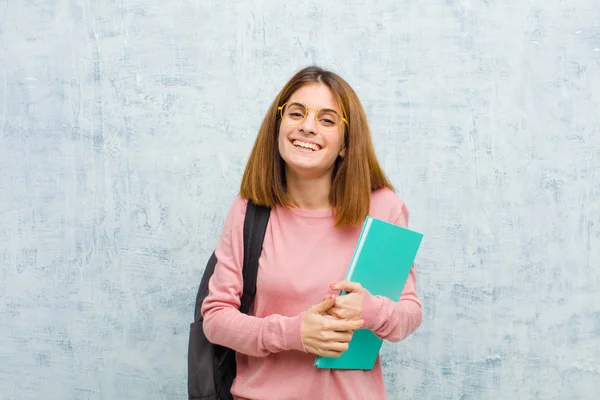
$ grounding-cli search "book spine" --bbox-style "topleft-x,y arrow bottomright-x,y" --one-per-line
315,218 -> 373,367
344,217 -> 372,282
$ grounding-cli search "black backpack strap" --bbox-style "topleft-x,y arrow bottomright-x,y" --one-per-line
239,200 -> 270,315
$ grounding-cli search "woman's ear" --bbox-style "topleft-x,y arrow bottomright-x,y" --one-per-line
339,134 -> 347,158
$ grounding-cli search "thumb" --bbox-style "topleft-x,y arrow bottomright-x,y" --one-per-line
310,295 -> 335,313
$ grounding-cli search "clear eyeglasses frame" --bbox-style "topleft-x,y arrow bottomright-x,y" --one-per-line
277,101 -> 349,132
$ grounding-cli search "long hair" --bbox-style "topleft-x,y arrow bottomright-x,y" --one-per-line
240,65 -> 394,228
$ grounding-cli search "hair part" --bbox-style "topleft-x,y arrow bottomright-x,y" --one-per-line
240,65 -> 394,228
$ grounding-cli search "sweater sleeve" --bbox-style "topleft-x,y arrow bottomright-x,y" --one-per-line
359,202 -> 423,342
200,196 -> 306,357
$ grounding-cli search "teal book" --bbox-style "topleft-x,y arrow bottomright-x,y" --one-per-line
313,216 -> 424,370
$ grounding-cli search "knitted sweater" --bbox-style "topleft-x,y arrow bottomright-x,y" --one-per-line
201,187 -> 422,400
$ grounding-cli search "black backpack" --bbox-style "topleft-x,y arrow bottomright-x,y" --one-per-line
187,200 -> 271,400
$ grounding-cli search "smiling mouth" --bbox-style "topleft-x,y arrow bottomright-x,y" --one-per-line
291,139 -> 321,151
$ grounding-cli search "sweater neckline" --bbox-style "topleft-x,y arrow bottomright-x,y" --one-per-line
285,205 -> 333,218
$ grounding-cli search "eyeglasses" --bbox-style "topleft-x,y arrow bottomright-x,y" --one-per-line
277,102 -> 348,132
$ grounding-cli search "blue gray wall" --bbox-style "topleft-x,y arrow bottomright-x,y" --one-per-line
1,1 -> 599,399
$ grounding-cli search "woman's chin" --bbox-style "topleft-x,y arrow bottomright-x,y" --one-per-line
284,161 -> 334,180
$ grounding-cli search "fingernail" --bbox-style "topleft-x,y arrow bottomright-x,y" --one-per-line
330,284 -> 337,289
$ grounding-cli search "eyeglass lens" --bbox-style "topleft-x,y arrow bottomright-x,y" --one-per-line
281,102 -> 341,131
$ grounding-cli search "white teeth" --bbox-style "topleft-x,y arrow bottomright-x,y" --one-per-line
292,140 -> 320,151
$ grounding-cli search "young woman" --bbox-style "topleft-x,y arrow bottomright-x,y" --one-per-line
201,66 -> 422,400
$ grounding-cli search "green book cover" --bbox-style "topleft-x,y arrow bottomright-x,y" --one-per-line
313,216 -> 424,370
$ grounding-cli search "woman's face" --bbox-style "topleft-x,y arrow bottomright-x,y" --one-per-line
277,83 -> 346,181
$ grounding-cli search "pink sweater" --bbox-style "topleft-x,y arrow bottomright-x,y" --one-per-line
201,187 -> 422,400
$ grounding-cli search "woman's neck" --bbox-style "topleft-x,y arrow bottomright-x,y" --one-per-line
285,170 -> 332,210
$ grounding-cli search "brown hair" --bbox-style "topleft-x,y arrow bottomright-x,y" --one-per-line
240,65 -> 394,228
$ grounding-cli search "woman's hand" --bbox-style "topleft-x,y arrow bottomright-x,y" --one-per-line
325,280 -> 367,321
301,296 -> 364,358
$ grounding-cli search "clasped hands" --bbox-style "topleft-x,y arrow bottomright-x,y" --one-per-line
300,280 -> 367,358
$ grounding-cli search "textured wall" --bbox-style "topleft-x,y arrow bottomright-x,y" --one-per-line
1,1 -> 599,399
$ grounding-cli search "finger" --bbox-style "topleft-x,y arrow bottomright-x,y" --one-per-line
327,306 -> 346,320
322,294 -> 337,302
331,280 -> 363,293
304,340 -> 346,357
310,295 -> 336,314
327,341 -> 350,353
317,342 -> 350,357
325,318 -> 364,332
326,330 -> 353,343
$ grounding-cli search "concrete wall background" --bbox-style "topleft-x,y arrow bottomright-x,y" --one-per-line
1,1 -> 599,399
